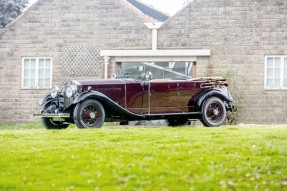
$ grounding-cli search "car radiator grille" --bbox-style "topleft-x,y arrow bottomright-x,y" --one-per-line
64,96 -> 74,109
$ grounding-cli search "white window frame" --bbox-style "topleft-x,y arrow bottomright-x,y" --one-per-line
264,55 -> 287,90
21,57 -> 53,89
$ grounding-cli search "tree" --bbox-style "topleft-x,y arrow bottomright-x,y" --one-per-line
0,0 -> 29,30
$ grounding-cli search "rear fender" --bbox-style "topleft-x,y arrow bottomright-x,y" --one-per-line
195,88 -> 234,110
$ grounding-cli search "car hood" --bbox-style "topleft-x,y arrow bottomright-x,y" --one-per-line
77,79 -> 126,85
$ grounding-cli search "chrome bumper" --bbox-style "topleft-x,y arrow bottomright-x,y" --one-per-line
33,113 -> 70,118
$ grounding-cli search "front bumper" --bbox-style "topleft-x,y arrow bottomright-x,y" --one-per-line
33,113 -> 70,118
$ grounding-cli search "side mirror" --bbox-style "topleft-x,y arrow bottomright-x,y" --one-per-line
111,74 -> 116,79
145,71 -> 153,81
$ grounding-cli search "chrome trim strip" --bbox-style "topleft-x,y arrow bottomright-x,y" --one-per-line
148,80 -> 151,115
125,83 -> 127,109
145,112 -> 201,116
33,113 -> 70,118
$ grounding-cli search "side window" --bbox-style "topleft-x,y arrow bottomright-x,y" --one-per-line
22,58 -> 52,88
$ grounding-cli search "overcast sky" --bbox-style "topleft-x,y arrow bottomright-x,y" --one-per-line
25,0 -> 186,15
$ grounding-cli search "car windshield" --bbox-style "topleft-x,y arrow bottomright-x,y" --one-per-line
116,66 -> 145,80
116,63 -> 192,80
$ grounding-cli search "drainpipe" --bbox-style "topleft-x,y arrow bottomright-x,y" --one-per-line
145,22 -> 164,50
103,56 -> 110,79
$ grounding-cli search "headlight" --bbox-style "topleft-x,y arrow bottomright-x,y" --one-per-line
66,86 -> 76,98
51,86 -> 61,98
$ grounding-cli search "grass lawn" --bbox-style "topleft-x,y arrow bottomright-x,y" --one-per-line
0,124 -> 287,191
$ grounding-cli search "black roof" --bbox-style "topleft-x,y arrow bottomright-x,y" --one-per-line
126,0 -> 169,22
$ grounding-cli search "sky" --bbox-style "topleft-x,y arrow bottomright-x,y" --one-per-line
25,0 -> 186,16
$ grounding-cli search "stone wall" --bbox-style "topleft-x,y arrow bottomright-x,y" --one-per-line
158,0 -> 287,123
0,0 -> 152,124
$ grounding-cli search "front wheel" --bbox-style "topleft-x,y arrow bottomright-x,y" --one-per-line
41,118 -> 69,130
73,99 -> 105,129
200,97 -> 226,127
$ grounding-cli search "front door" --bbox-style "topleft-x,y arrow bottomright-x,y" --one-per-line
124,79 -> 144,115
142,81 -> 169,114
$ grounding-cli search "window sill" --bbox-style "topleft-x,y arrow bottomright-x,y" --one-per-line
264,88 -> 287,91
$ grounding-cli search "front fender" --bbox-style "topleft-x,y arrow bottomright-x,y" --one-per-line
67,90 -> 144,119
38,93 -> 53,106
195,88 -> 234,109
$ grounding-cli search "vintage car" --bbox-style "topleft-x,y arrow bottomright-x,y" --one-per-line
34,63 -> 234,129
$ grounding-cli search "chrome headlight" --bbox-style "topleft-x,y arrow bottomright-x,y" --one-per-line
51,86 -> 61,98
66,86 -> 76,98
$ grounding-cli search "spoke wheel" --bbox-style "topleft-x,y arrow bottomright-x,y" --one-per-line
74,99 -> 105,129
206,102 -> 222,123
81,104 -> 101,127
41,103 -> 69,130
200,97 -> 226,127
42,118 -> 69,130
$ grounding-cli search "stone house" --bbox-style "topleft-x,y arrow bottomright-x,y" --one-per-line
0,0 -> 286,124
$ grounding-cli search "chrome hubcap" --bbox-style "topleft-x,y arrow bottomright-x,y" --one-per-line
90,112 -> 96,119
213,109 -> 219,116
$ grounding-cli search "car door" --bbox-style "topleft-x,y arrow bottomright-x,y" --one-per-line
177,80 -> 197,112
124,78 -> 144,115
142,81 -> 169,114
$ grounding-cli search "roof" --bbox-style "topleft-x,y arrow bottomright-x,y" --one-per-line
159,1 -> 193,28
0,0 -> 171,35
118,0 -> 170,23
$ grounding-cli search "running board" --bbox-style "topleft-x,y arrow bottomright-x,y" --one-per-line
144,112 -> 201,117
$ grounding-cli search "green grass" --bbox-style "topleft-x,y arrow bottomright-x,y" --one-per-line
0,125 -> 287,190
0,122 -> 113,130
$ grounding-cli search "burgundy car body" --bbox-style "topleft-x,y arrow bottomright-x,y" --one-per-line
34,64 -> 234,128
79,79 -> 205,115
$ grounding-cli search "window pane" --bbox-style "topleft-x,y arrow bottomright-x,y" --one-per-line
31,59 -> 36,67
38,78 -> 44,87
267,68 -> 273,78
275,57 -> 281,67
38,68 -> 45,78
23,78 -> 29,87
24,59 -> 29,68
284,68 -> 287,78
284,78 -> 287,88
267,58 -> 273,67
45,78 -> 50,87
30,78 -> 36,87
274,68 -> 281,77
285,58 -> 287,67
30,68 -> 36,78
39,59 -> 45,67
267,78 -> 273,88
24,69 -> 29,77
45,59 -> 51,68
274,78 -> 280,88
45,69 -> 50,78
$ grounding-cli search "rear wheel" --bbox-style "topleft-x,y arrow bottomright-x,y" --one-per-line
74,99 -> 105,129
168,116 -> 188,127
200,97 -> 226,127
41,118 -> 69,130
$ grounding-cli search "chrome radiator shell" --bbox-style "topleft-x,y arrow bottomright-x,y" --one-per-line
63,80 -> 82,109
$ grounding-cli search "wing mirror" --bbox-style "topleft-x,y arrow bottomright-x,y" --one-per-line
145,71 -> 153,81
